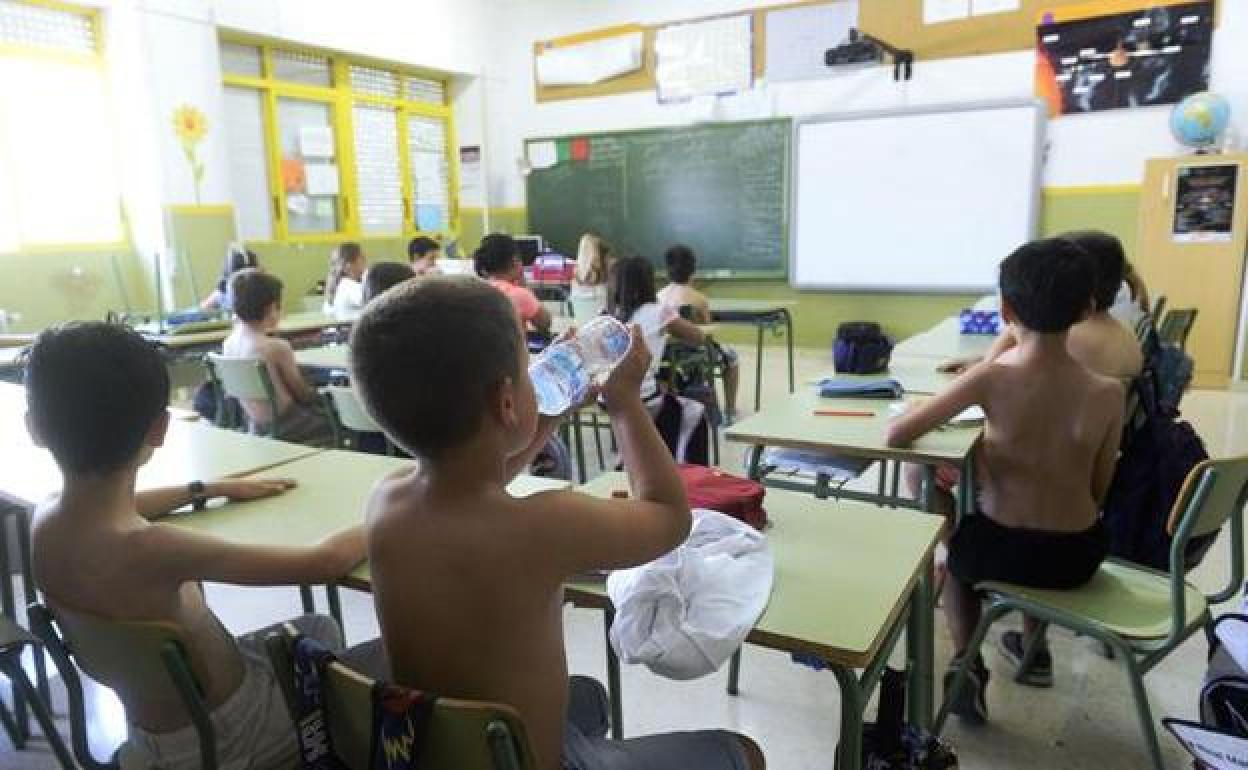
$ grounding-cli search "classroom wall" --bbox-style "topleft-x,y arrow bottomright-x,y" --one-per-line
469,0 -> 1248,354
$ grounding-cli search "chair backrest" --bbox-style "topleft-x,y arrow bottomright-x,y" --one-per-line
205,353 -> 276,402
266,627 -> 536,770
325,385 -> 382,434
1167,456 -> 1248,542
1151,294 -> 1168,322
570,297 -> 603,322
27,603 -> 217,770
1159,308 -> 1198,350
1134,313 -> 1154,344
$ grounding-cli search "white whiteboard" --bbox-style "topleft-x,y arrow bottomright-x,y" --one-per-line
792,101 -> 1045,292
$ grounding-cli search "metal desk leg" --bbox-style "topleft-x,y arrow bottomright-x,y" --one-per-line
906,564 -> 934,730
571,413 -> 587,484
921,465 -> 936,513
745,445 -> 764,482
603,607 -> 623,740
727,648 -> 742,695
782,309 -> 795,394
326,584 -> 343,635
832,666 -> 865,770
15,510 -> 50,708
0,511 -> 28,741
299,585 -> 315,614
754,324 -> 765,412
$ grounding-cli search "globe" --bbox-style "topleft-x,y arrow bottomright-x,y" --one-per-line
1171,92 -> 1231,150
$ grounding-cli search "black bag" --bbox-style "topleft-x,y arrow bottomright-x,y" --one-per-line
834,322 -> 893,375
1202,614 -> 1248,739
858,668 -> 958,769
1103,372 -> 1211,571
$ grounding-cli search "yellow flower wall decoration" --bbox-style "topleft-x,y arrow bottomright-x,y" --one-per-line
173,104 -> 208,203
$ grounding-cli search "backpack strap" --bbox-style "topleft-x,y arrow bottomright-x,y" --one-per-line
371,682 -> 439,770
292,635 -> 347,770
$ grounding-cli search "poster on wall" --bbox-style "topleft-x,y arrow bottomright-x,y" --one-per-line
1173,164 -> 1238,243
1035,0 -> 1214,117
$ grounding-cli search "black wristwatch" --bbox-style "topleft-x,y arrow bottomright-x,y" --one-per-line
189,481 -> 208,511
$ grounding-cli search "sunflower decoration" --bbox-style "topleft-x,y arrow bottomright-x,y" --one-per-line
172,104 -> 209,203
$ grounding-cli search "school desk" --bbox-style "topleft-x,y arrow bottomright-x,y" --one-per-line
295,343 -> 350,371
140,311 -> 355,353
708,298 -> 796,411
893,316 -> 998,362
567,472 -> 943,770
725,390 -> 980,514
0,334 -> 34,348
170,449 -> 570,627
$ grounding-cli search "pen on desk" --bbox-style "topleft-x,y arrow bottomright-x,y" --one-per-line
813,409 -> 876,417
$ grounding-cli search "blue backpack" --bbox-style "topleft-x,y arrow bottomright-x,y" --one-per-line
833,322 -> 893,375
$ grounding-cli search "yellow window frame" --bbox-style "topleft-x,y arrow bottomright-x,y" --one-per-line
221,35 -> 459,246
0,0 -> 128,256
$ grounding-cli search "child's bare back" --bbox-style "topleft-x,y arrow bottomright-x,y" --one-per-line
975,346 -> 1124,531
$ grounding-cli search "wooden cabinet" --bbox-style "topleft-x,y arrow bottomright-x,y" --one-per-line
1136,154 -> 1248,388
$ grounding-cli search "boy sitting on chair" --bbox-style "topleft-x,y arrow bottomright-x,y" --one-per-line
223,268 -> 335,446
887,238 -> 1123,724
352,276 -> 764,770
26,322 -> 375,769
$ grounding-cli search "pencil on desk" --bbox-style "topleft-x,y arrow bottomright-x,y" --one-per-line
813,409 -> 876,417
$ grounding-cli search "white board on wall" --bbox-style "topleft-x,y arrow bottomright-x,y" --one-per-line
792,101 -> 1045,292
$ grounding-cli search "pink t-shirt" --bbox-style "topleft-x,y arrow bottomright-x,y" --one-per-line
488,278 -> 542,323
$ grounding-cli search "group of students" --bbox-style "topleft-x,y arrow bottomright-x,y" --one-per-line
18,226 -> 1157,769
890,230 -> 1152,721
23,275 -> 767,770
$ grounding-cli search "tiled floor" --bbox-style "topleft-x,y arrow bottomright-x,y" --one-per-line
4,345 -> 1246,769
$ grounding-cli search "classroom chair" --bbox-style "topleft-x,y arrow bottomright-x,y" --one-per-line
265,624 -> 536,770
936,455 -> 1248,770
322,385 -> 395,455
27,602 -> 219,770
1158,307 -> 1199,352
1133,313 -> 1154,344
0,614 -> 73,768
203,353 -> 274,434
1150,295 -> 1167,324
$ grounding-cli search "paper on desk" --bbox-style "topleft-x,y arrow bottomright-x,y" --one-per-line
887,402 -> 984,425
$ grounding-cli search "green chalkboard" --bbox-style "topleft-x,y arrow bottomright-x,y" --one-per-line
525,119 -> 790,278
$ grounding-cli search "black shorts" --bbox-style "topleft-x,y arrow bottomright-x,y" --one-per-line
947,514 -> 1108,591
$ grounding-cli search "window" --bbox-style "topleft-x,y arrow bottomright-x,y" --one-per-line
0,0 -> 122,252
220,38 -> 457,243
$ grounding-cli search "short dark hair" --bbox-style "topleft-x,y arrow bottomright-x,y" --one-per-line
999,238 -> 1095,334
362,262 -> 415,304
607,256 -> 658,323
408,236 -> 440,260
230,268 -> 283,322
25,322 -> 169,475
1061,230 -> 1125,311
216,246 -> 258,293
350,276 -> 523,458
473,234 -> 518,277
665,244 -> 697,284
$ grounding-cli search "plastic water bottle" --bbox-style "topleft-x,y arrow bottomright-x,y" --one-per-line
530,316 -> 632,415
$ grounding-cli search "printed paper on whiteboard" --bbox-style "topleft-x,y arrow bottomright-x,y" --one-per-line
924,0 -> 969,24
304,163 -> 340,196
528,141 -> 558,170
971,0 -> 1020,15
299,126 -> 334,159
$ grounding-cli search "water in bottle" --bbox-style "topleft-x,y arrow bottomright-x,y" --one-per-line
529,316 -> 632,415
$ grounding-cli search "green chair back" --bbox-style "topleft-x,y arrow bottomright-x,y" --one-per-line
27,603 -> 218,770
325,386 -> 381,434
205,354 -> 280,436
266,626 -> 534,770
1168,456 -> 1248,543
1158,308 -> 1198,351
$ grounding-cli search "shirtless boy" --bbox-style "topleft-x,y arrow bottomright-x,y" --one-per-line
26,321 -> 370,768
352,276 -> 764,770
888,238 -> 1123,723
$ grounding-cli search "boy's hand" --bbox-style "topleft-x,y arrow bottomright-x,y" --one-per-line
320,525 -> 367,574
603,325 -> 650,407
210,478 -> 297,502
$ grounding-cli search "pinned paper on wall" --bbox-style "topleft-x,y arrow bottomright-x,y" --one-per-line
528,140 -> 558,169
924,0 -> 969,24
299,126 -> 334,159
971,0 -> 1020,15
305,163 -> 340,196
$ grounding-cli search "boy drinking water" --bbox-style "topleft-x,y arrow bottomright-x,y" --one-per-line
26,322 -> 372,769
351,276 -> 764,770
887,238 -> 1123,723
